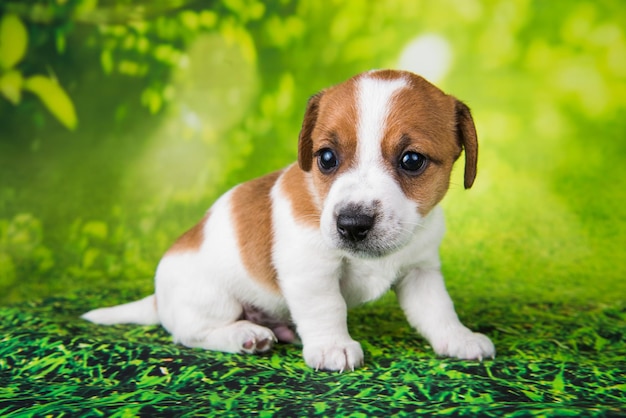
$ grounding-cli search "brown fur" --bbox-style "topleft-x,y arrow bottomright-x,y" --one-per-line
376,71 -> 478,216
380,73 -> 463,216
299,77 -> 360,204
167,213 -> 209,254
280,164 -> 321,227
298,93 -> 321,172
299,70 -> 477,218
231,171 -> 282,293
455,101 -> 478,189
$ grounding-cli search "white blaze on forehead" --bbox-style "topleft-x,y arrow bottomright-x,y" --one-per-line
356,75 -> 408,165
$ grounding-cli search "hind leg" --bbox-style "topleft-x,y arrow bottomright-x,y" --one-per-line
176,320 -> 277,353
157,286 -> 278,354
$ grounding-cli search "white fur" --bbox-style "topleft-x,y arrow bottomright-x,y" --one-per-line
356,76 -> 406,165
320,76 -> 420,257
83,72 -> 495,371
85,191 -> 289,354
81,295 -> 159,325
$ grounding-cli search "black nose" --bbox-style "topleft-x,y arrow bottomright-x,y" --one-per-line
336,212 -> 375,242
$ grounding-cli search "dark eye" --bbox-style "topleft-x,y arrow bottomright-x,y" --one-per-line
317,148 -> 338,173
399,151 -> 428,174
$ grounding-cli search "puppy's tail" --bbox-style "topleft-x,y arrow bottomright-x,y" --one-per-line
81,294 -> 160,326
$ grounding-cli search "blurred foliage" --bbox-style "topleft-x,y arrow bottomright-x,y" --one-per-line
0,0 -> 625,304
0,12 -> 76,129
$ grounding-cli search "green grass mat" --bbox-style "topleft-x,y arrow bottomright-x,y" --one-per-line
1,294 -> 624,416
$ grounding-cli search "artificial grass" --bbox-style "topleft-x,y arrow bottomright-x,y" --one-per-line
1,292 -> 624,416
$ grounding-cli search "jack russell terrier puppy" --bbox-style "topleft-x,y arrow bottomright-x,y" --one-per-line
83,69 -> 495,371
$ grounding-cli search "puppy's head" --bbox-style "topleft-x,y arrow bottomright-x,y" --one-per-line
298,70 -> 478,257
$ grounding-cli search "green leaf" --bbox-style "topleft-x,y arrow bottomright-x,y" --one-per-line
141,87 -> 162,114
0,13 -> 28,70
72,0 -> 98,19
100,49 -> 114,74
179,10 -> 199,31
199,10 -> 218,28
313,402 -> 326,414
55,30 -> 66,54
522,389 -> 543,402
0,69 -> 23,104
82,221 -> 108,240
23,75 -> 78,130
552,368 -> 566,393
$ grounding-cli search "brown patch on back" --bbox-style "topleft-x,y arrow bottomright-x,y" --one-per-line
280,164 -> 321,227
231,171 -> 282,293
167,212 -> 209,255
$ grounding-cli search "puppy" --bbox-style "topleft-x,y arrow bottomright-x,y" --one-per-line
83,69 -> 495,371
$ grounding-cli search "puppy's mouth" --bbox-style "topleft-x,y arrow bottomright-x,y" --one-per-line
338,240 -> 399,259
333,206 -> 405,258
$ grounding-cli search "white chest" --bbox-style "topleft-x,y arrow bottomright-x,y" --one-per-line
338,207 -> 445,308
339,258 -> 402,307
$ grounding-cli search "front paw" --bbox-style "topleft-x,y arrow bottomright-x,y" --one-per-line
303,340 -> 364,372
432,330 -> 495,361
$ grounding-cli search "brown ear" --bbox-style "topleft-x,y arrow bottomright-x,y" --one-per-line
455,100 -> 478,189
298,92 -> 323,172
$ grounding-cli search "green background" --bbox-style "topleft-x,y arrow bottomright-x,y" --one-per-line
1,0 -> 625,305
0,1 -> 625,415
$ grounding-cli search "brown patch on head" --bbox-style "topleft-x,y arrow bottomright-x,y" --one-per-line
280,164 -> 321,227
298,76 -> 360,204
374,71 -> 478,215
231,171 -> 281,293
296,70 -> 478,218
166,212 -> 209,255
